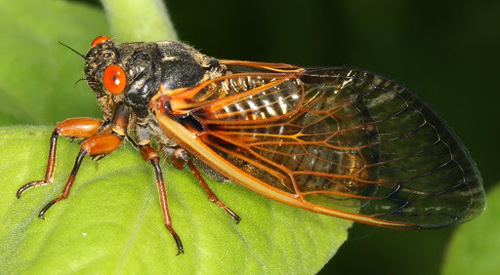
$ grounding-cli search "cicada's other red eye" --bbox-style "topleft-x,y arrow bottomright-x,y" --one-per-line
102,65 -> 126,94
91,35 -> 110,47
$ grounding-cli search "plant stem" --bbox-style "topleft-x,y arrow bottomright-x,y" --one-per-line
100,0 -> 178,42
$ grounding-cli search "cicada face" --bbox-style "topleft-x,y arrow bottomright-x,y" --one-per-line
18,36 -> 486,254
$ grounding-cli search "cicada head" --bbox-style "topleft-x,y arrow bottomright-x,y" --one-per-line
84,36 -> 170,119
83,36 -> 129,119
83,36 -> 224,120
84,36 -> 121,97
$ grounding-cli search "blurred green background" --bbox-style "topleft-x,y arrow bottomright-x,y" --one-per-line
2,0 -> 499,274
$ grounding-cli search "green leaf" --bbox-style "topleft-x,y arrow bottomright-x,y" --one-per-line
0,126 -> 351,273
0,0 -> 107,125
442,182 -> 500,275
0,0 -> 351,273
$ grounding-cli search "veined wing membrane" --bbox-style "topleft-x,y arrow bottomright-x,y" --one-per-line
169,66 -> 485,229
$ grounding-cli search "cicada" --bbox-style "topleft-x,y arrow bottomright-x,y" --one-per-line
17,36 -> 486,254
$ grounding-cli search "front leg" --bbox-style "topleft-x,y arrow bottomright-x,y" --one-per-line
38,133 -> 124,219
19,103 -> 130,219
17,118 -> 104,198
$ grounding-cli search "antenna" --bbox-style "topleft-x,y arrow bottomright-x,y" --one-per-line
59,42 -> 86,59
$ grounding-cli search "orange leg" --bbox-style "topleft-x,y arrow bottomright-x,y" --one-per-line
16,118 -> 104,198
19,103 -> 130,219
140,144 -> 184,255
38,133 -> 123,219
173,148 -> 241,223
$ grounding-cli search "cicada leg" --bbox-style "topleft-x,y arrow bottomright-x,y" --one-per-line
38,133 -> 123,219
16,118 -> 104,198
20,103 -> 130,220
138,144 -> 184,255
173,148 -> 241,223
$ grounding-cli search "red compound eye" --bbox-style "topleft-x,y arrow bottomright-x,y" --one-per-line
102,65 -> 126,94
91,36 -> 111,47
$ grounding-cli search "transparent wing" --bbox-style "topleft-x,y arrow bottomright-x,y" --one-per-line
166,64 -> 485,228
